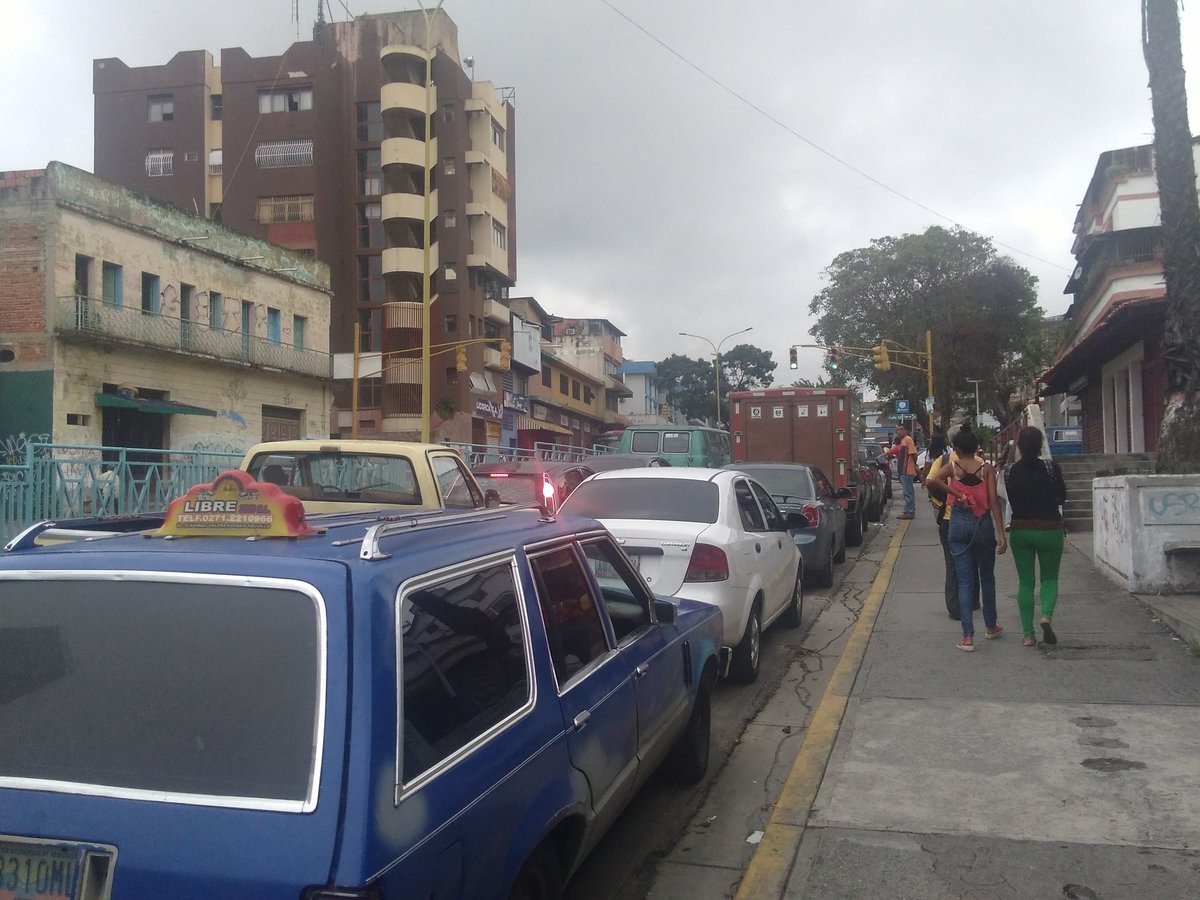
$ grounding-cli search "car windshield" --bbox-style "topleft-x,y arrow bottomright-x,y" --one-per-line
0,577 -> 321,804
475,473 -> 543,505
737,467 -> 816,503
246,451 -> 421,504
562,478 -> 718,523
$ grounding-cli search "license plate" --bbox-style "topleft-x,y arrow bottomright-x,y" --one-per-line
0,838 -> 112,900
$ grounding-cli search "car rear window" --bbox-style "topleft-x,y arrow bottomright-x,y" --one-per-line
475,474 -> 541,505
630,432 -> 661,453
0,576 -> 322,807
661,432 -> 691,453
738,467 -> 816,502
562,478 -> 719,523
246,451 -> 421,504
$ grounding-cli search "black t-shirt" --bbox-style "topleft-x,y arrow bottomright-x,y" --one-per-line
1004,456 -> 1067,522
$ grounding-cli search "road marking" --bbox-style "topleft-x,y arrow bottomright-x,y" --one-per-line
735,519 -> 909,898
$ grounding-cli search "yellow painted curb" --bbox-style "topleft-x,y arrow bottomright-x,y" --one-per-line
735,520 -> 909,898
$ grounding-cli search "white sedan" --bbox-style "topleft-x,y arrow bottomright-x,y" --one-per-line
559,467 -> 805,682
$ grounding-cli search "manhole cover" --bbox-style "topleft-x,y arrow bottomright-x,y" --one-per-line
1081,757 -> 1147,773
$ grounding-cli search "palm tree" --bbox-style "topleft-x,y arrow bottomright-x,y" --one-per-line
1143,0 -> 1200,471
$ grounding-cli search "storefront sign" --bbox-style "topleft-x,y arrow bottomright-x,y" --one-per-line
504,392 -> 531,414
474,398 -> 503,420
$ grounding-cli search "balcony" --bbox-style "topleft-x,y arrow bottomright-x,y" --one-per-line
483,298 -> 509,325
56,296 -> 331,379
380,44 -> 428,70
382,136 -> 435,171
382,356 -> 420,385
382,190 -> 435,224
383,244 -> 437,277
606,374 -> 633,398
383,301 -> 422,330
380,81 -> 433,119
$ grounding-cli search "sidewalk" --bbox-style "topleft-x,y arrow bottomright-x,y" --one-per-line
651,507 -> 1200,898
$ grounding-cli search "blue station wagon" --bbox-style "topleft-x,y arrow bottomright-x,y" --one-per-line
0,471 -> 726,900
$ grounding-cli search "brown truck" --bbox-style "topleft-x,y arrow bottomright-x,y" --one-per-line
728,387 -> 875,546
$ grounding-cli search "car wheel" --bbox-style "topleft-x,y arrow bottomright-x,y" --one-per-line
666,675 -> 713,783
781,569 -> 804,627
508,842 -> 564,900
845,506 -> 864,547
729,601 -> 762,683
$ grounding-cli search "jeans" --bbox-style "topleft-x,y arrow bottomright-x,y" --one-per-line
948,507 -> 997,636
900,474 -> 916,516
937,515 -> 978,617
1010,527 -> 1065,637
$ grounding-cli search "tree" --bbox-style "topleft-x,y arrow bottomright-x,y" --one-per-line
719,344 -> 776,392
807,226 -> 1047,431
655,353 -> 716,423
1143,0 -> 1200,472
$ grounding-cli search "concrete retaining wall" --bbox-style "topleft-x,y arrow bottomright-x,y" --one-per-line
1094,474 -> 1200,593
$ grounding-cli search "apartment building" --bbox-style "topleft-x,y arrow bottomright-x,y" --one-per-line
0,163 -> 332,452
1041,141 -> 1181,454
617,360 -> 672,425
93,9 -> 516,443
549,318 -> 632,433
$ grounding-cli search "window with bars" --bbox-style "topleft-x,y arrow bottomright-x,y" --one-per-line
145,149 -> 174,177
208,149 -> 223,176
254,139 -> 314,168
357,203 -> 383,247
258,86 -> 313,114
257,195 -> 315,223
358,149 -> 382,195
356,102 -> 383,142
148,94 -> 174,122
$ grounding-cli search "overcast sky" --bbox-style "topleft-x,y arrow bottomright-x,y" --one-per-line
4,1 -> 1198,384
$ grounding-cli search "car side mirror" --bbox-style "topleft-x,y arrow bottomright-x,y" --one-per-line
484,489 -> 502,509
785,511 -> 809,530
653,598 -> 677,625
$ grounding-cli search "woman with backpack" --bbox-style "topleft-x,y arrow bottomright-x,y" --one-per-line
1004,426 -> 1068,647
926,426 -> 1007,652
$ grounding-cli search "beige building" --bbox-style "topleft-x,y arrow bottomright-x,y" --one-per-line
0,163 -> 333,454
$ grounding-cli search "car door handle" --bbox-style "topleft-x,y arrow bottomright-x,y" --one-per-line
777,539 -> 783,548
635,662 -> 650,679
573,710 -> 591,731
755,543 -> 761,553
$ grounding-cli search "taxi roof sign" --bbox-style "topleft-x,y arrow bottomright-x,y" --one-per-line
157,470 -> 318,538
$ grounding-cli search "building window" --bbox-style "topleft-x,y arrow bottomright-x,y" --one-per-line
209,202 -> 223,222
148,94 -> 174,122
491,220 -> 507,249
258,86 -> 313,113
541,364 -> 552,388
444,313 -> 458,332
210,94 -> 223,120
357,202 -> 383,247
441,102 -> 455,123
145,149 -> 174,177
254,139 -> 314,168
445,367 -> 459,386
208,149 -> 223,176
443,157 -> 456,176
442,211 -> 456,229
559,374 -> 568,395
583,387 -> 594,404
102,262 -> 123,308
358,149 -> 382,195
180,283 -> 194,320
141,273 -> 160,315
183,151 -> 199,162
258,195 -> 315,223
491,119 -> 505,151
266,307 -> 282,345
357,376 -> 381,408
209,291 -> 223,328
356,102 -> 383,142
359,309 -> 382,353
294,315 -> 307,349
358,255 -> 383,303
572,380 -> 580,401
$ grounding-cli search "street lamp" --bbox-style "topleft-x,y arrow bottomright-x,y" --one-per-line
417,0 -> 445,442
967,378 -> 983,426
679,327 -> 753,428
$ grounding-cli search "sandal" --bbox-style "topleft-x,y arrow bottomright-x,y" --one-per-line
1022,636 -> 1036,647
1040,619 -> 1057,645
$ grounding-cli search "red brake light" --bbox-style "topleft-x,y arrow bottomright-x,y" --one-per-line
802,504 -> 821,528
684,543 -> 729,582
541,477 -> 556,499
489,473 -> 509,478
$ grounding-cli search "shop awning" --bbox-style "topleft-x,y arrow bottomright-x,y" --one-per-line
95,392 -> 218,417
518,415 -> 570,435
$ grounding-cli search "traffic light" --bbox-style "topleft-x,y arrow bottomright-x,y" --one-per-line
788,346 -> 798,369
456,345 -> 468,372
872,343 -> 891,371
498,339 -> 511,370
828,347 -> 841,370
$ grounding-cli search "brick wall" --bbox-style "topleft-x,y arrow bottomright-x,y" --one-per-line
0,221 -> 47,334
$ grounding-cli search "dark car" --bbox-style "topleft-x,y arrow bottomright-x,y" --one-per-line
472,459 -> 596,514
724,462 -> 847,588
856,445 -> 886,521
860,440 -> 893,502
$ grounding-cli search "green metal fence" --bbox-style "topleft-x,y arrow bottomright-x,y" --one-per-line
446,441 -> 615,467
1,443 -> 243,545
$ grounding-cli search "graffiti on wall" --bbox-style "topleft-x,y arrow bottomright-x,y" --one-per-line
1142,488 -> 1200,525
217,375 -> 249,428
1,433 -> 51,467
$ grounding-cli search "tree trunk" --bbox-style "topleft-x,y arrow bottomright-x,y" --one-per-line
1144,0 -> 1200,472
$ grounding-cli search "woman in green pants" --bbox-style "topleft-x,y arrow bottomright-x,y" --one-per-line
1003,426 -> 1068,646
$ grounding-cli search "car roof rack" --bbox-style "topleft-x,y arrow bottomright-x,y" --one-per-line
4,513 -> 168,553
355,504 -> 548,561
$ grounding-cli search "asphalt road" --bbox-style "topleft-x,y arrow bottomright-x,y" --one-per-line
564,516 -> 890,900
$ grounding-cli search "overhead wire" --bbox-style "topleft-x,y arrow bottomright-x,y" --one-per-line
598,0 -> 1070,272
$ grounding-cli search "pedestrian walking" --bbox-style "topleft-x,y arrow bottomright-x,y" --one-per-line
886,424 -> 919,519
925,426 -> 1007,652
924,432 -> 978,620
1003,425 -> 1067,647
